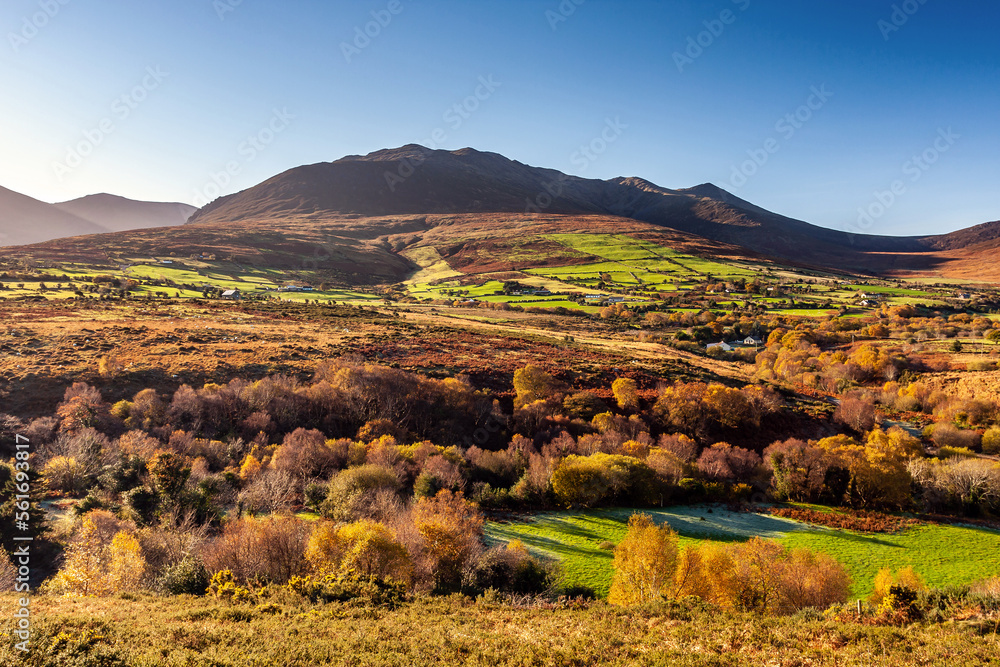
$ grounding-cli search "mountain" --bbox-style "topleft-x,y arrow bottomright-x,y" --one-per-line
0,186 -> 107,247
0,188 -> 197,248
54,194 -> 195,232
186,145 -> 930,271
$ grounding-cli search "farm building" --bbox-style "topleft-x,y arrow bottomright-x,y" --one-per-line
221,289 -> 241,300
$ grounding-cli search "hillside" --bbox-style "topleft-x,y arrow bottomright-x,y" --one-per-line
54,193 -> 196,232
0,188 -> 197,248
186,145 -> 938,274
0,186 -> 107,247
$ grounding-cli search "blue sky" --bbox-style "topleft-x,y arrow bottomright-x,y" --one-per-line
1,0 -> 997,236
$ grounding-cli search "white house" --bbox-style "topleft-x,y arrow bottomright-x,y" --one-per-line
706,342 -> 733,352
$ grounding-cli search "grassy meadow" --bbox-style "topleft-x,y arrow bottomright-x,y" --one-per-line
486,506 -> 1000,599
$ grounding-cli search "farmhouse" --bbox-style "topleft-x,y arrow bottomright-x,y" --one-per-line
706,342 -> 733,352
221,289 -> 241,300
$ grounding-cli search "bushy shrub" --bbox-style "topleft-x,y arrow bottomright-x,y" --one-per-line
305,519 -> 412,585
550,453 -> 655,507
202,515 -> 311,585
285,571 -> 407,607
157,555 -> 210,595
462,541 -> 554,596
322,465 -> 401,523
983,426 -> 1000,455
42,456 -> 89,495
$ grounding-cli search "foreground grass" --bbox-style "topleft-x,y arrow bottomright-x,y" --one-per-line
2,593 -> 999,666
486,507 -> 1000,599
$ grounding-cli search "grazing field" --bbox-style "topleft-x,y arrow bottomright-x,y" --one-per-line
486,506 -> 1000,599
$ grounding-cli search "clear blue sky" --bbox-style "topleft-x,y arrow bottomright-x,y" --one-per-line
1,0 -> 997,236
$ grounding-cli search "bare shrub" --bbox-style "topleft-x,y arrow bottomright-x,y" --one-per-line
238,469 -> 298,514
834,396 -> 877,433
932,424 -> 982,452
201,514 -> 311,584
697,443 -> 762,483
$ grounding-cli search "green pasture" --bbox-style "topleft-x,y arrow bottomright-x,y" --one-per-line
486,506 -> 1000,599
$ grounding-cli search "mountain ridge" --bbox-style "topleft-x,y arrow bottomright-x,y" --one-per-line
186,145 -> 941,269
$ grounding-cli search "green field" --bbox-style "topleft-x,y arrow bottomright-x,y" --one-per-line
3,259 -> 380,303
486,506 -> 1000,599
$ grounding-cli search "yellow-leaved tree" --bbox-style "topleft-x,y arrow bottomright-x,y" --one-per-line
609,519 -> 851,614
46,510 -> 147,596
612,378 -> 639,411
512,365 -> 561,408
870,566 -> 925,606
608,514 -> 682,605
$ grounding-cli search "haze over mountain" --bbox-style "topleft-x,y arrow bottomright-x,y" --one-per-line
0,188 -> 195,247
0,186 -> 107,247
54,194 -> 195,233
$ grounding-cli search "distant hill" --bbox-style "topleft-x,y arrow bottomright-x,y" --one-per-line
54,194 -> 195,232
186,145 -> 932,271
0,188 -> 196,248
0,186 -> 107,247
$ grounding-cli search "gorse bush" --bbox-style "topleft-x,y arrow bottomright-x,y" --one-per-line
305,519 -> 413,585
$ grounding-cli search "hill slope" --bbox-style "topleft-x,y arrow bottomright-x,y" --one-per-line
0,186 -> 107,247
54,194 -> 195,232
187,145 -> 936,272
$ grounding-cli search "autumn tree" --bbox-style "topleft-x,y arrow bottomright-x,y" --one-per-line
608,514 -> 682,605
550,453 -> 655,508
322,464 -> 401,523
147,452 -> 191,503
683,537 -> 850,614
697,443 -> 761,484
202,514 -> 311,584
818,427 -> 920,508
562,392 -> 608,421
56,383 -> 112,433
271,428 -> 340,484
408,490 -> 483,592
870,566 -> 925,607
46,510 -> 147,596
612,378 -> 640,411
983,426 -> 1000,456
41,456 -> 89,496
763,439 -> 831,502
513,365 -> 563,408
834,396 -> 878,433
